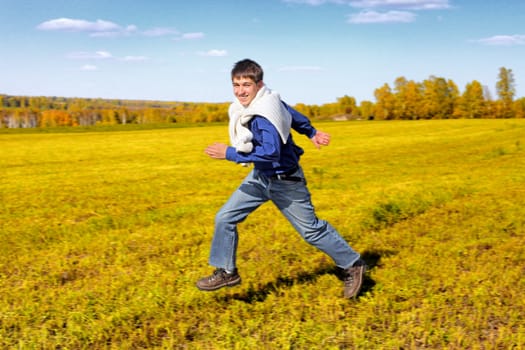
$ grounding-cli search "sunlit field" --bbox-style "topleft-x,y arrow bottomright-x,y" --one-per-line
1,119 -> 524,349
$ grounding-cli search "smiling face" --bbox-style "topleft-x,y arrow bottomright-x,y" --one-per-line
232,76 -> 263,107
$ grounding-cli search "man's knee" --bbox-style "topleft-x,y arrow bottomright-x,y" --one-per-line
300,220 -> 328,243
215,206 -> 242,227
215,209 -> 229,226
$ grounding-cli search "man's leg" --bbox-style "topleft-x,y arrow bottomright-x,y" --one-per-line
197,170 -> 269,291
269,168 -> 360,269
208,170 -> 269,270
270,175 -> 365,297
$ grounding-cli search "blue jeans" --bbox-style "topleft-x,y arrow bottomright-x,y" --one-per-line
208,167 -> 360,271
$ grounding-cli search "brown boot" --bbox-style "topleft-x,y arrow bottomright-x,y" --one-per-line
196,268 -> 241,291
343,259 -> 366,298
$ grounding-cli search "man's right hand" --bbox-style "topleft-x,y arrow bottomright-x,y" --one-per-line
310,130 -> 331,149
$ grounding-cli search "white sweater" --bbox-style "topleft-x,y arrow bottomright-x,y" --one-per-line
228,85 -> 292,153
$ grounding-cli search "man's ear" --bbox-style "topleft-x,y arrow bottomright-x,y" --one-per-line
257,80 -> 264,88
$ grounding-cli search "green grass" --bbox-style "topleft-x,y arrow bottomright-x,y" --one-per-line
1,119 -> 524,348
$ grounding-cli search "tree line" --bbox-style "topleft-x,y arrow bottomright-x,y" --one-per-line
1,67 -> 523,128
0,96 -> 230,128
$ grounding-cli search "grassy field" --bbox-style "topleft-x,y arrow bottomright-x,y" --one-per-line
1,119 -> 524,349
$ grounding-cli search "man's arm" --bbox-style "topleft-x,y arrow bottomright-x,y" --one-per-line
284,102 -> 330,149
205,117 -> 281,163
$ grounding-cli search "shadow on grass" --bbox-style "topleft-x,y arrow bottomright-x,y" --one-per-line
215,249 -> 394,304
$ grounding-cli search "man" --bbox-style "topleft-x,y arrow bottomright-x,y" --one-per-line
196,59 -> 365,298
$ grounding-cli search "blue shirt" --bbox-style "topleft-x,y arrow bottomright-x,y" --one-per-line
225,102 -> 316,176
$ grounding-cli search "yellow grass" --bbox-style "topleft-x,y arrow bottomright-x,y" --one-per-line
1,119 -> 524,348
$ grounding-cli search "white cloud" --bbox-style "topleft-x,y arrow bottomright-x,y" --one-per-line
283,0 -> 447,25
89,25 -> 136,38
348,0 -> 450,10
173,32 -> 205,41
37,18 -> 137,37
95,51 -> 113,59
37,18 -> 120,32
283,0 -> 339,5
142,27 -> 179,37
475,35 -> 525,46
37,17 -> 202,40
80,64 -> 98,71
278,65 -> 323,72
181,32 -> 205,40
67,51 -> 148,62
348,10 -> 416,23
282,0 -> 450,8
121,56 -> 149,62
198,49 -> 228,57
67,51 -> 113,60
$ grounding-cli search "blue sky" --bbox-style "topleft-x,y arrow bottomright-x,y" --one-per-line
1,0 -> 524,105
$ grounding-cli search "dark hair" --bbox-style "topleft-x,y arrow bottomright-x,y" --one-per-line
231,59 -> 263,83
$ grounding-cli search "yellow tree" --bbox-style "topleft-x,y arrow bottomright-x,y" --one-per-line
420,76 -> 458,119
447,80 -> 460,118
0,109 -> 5,127
457,80 -> 486,118
294,103 -> 321,119
513,98 -> 525,118
118,108 -> 130,124
39,110 -> 71,127
6,109 -> 21,128
336,95 -> 357,117
100,109 -> 118,125
319,102 -> 340,119
358,100 -> 375,120
293,103 -> 309,117
496,67 -> 515,118
374,83 -> 395,120
393,77 -> 423,119
67,102 -> 83,126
